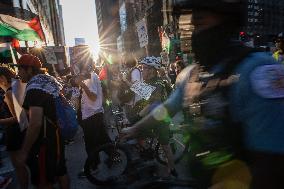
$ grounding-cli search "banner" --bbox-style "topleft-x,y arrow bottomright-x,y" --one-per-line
136,19 -> 148,48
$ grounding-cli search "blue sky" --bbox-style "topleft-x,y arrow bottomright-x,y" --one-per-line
60,0 -> 100,56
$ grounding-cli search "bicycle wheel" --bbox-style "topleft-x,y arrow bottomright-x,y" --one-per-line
84,143 -> 130,185
155,129 -> 190,165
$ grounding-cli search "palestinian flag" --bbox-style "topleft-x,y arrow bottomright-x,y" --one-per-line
0,40 -> 18,63
0,7 -> 45,42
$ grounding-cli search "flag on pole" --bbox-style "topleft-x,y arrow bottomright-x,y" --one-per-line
0,38 -> 21,63
0,7 -> 45,42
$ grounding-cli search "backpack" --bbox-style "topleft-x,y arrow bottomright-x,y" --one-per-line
54,95 -> 79,140
117,67 -> 141,105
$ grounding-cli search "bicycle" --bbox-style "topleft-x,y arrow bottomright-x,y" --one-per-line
84,108 -> 191,185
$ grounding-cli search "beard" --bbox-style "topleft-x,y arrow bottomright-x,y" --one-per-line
191,24 -> 236,69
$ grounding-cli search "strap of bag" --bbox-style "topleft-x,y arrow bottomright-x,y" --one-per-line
43,116 -> 47,138
43,115 -> 61,162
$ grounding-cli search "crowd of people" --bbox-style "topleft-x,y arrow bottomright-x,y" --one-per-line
0,0 -> 284,189
0,50 -> 186,188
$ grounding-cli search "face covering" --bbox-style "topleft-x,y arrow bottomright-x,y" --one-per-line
191,24 -> 234,69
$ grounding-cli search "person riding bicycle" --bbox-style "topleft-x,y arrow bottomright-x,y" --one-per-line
122,0 -> 284,188
129,56 -> 177,177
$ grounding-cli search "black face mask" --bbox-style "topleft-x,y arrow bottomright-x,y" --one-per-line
191,24 -> 234,69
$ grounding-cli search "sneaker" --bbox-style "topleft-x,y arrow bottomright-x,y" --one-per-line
0,176 -> 12,189
77,169 -> 86,179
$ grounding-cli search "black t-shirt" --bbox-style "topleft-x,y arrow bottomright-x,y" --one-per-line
23,89 -> 57,122
22,89 -> 59,154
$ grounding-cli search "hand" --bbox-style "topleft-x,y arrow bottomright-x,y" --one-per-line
74,76 -> 84,86
120,126 -> 138,140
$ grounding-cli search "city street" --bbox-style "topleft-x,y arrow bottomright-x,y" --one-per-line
1,0 -> 284,188
66,122 -> 193,189
1,113 -> 193,189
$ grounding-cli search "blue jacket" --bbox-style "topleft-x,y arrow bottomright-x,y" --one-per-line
163,52 -> 284,154
230,52 -> 284,154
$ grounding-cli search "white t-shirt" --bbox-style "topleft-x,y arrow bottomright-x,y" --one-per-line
127,68 -> 142,106
81,72 -> 104,120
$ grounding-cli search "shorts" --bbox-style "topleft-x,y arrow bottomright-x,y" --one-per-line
27,138 -> 67,185
5,123 -> 25,151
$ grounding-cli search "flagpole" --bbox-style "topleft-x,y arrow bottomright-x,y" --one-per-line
25,41 -> 29,53
9,45 -> 17,65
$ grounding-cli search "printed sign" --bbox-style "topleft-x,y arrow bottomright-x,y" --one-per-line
130,81 -> 156,100
43,47 -> 57,64
136,19 -> 148,48
119,3 -> 127,33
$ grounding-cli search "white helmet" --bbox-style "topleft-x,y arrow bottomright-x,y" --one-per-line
139,56 -> 161,70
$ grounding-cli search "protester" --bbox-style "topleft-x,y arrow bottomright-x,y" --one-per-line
74,62 -> 111,178
174,60 -> 185,76
137,56 -> 177,177
168,63 -> 177,85
122,0 -> 284,188
14,54 -> 70,189
0,65 -> 28,189
120,56 -> 143,124
158,66 -> 173,95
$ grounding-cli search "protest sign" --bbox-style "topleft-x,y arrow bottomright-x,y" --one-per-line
43,46 -> 57,64
130,81 -> 156,100
136,19 -> 148,48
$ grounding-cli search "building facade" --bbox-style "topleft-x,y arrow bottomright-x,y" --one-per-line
161,0 -> 192,63
117,0 -> 163,58
0,0 -> 66,46
30,0 -> 66,46
95,0 -> 120,54
246,0 -> 284,44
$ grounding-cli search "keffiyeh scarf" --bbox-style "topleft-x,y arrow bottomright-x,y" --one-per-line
26,74 -> 63,97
